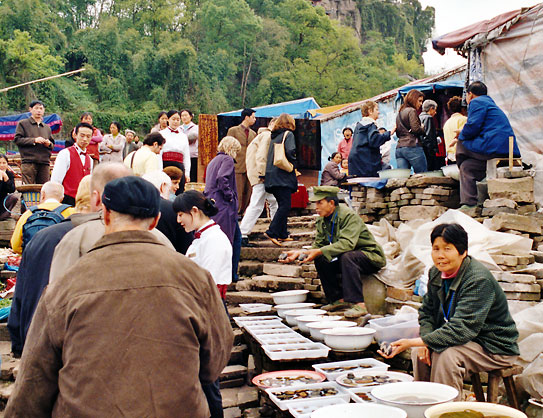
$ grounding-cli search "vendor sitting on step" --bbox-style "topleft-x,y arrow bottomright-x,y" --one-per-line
279,186 -> 386,319
379,223 -> 519,399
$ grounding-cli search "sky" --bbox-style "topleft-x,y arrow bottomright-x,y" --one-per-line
420,0 -> 541,74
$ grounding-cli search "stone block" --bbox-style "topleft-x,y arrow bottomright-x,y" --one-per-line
389,207 -> 399,214
410,199 -> 422,205
226,291 -> 274,305
515,266 -> 543,278
235,280 -> 253,291
483,198 -> 517,209
383,213 -> 399,222
301,271 -> 318,279
366,189 -> 385,199
491,254 -> 532,267
1,356 -> 19,381
241,247 -> 284,262
490,213 -> 542,234
400,193 -> 415,200
396,199 -> 410,206
386,287 -> 414,301
391,187 -> 411,196
530,251 -> 543,263
367,202 -> 388,209
487,177 -> 534,203
304,284 -> 319,291
224,407 -> 242,418
422,199 -> 440,206
415,194 -> 433,200
423,187 -> 451,196
262,263 -> 302,277
399,205 -> 446,221
494,271 -> 536,283
385,178 -> 408,188
507,300 -> 538,315
221,386 -> 259,409
238,261 -> 263,278
481,207 -> 517,217
220,365 -> 248,381
367,197 -> 385,204
351,191 -> 365,197
499,282 -> 541,293
406,176 -> 457,188
252,275 -> 304,291
504,291 -> 541,301
0,382 -> 14,401
518,204 -> 537,215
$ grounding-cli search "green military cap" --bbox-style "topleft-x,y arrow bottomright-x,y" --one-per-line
309,186 -> 340,201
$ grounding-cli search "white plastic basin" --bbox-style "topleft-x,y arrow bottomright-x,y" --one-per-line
425,401 -> 527,418
311,403 -> 407,418
284,309 -> 327,326
275,303 -> 316,318
371,382 -> 458,418
322,327 -> 376,351
307,321 -> 357,341
297,315 -> 341,333
272,290 -> 309,305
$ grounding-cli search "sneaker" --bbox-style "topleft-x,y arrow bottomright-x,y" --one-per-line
321,300 -> 352,312
458,204 -> 477,211
344,304 -> 368,319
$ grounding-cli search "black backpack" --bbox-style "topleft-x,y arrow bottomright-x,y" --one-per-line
22,204 -> 71,250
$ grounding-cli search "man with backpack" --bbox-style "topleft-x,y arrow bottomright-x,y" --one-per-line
10,182 -> 75,254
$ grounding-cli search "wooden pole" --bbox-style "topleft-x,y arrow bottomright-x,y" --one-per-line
0,68 -> 86,93
509,136 -> 514,172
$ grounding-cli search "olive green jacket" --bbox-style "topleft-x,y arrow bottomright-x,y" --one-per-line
419,256 -> 519,355
312,205 -> 386,268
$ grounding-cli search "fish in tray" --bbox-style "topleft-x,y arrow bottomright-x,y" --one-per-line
338,372 -> 403,388
274,387 -> 339,401
319,364 -> 372,373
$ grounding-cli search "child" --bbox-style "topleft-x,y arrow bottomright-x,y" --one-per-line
340,159 -> 349,175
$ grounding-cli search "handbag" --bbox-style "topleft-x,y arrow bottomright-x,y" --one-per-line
273,131 -> 294,172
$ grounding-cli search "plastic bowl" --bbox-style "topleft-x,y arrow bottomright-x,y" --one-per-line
371,382 -> 458,418
297,315 -> 341,334
311,403 -> 407,418
275,303 -> 316,318
307,321 -> 357,341
378,168 -> 412,179
272,290 -> 309,305
424,401 -> 527,418
321,327 -> 375,351
284,309 -> 327,326
441,164 -> 460,180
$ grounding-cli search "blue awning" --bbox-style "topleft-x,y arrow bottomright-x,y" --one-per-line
397,80 -> 464,100
219,97 -> 320,119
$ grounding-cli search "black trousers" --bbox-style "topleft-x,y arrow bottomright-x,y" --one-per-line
314,250 -> 379,304
265,186 -> 292,239
62,195 -> 76,206
202,379 -> 223,418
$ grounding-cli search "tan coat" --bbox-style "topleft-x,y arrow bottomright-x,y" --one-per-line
227,124 -> 256,174
5,230 -> 233,418
246,127 -> 272,186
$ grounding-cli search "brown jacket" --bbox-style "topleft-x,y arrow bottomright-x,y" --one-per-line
396,107 -> 425,148
14,117 -> 54,164
5,231 -> 233,418
227,124 -> 256,174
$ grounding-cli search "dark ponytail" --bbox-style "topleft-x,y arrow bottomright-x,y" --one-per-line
173,190 -> 218,217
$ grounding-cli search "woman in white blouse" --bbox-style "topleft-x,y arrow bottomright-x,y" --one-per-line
160,110 -> 190,187
180,109 -> 199,182
99,121 -> 126,163
173,189 -> 231,418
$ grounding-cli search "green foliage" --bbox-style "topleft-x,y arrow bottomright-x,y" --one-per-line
0,0 -> 434,130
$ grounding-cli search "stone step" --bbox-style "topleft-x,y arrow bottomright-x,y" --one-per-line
262,263 -> 302,278
220,365 -> 248,389
226,291 -> 275,305
251,230 -> 316,241
240,247 -> 284,262
229,344 -> 248,365
255,215 -> 316,225
238,261 -> 263,277
251,275 -> 305,291
221,385 -> 259,409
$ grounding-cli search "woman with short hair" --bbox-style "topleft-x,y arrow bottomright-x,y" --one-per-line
395,89 -> 427,173
380,223 -> 519,400
320,152 -> 346,186
151,111 -> 168,133
99,121 -> 125,163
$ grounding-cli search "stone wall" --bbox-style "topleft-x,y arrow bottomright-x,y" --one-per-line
311,0 -> 362,38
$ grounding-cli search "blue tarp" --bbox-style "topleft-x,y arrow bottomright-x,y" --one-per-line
219,97 -> 320,119
397,80 -> 465,100
0,112 -> 63,141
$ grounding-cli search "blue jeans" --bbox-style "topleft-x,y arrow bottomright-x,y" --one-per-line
396,146 -> 428,173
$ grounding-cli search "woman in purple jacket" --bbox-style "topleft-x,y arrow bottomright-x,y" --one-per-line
204,136 -> 241,243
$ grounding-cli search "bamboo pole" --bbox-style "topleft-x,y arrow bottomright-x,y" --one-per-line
509,136 -> 514,172
0,68 -> 86,93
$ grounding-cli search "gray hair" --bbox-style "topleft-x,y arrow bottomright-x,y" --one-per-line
422,100 -> 438,113
142,170 -> 172,191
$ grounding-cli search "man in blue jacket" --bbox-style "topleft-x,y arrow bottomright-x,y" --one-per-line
456,81 -> 520,208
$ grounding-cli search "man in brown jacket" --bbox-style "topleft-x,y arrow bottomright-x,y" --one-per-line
227,108 -> 256,215
5,176 -> 234,417
14,100 -> 55,184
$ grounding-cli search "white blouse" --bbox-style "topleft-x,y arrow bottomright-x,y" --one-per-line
185,221 -> 232,285
159,127 -> 191,176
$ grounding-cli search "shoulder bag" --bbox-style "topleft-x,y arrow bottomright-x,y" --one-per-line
273,132 -> 294,172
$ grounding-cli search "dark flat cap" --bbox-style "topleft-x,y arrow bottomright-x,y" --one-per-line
102,176 -> 160,218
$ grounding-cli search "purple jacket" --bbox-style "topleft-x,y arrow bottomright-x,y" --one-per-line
204,152 -> 238,243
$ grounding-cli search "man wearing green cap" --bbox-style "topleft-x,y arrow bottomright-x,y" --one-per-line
280,185 -> 386,318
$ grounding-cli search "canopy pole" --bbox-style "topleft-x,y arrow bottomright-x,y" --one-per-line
0,68 -> 86,93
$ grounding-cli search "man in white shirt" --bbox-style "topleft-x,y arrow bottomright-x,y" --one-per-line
51,123 -> 93,205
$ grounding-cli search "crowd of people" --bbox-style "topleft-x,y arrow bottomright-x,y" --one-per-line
1,81 -> 522,416
324,81 -> 519,210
